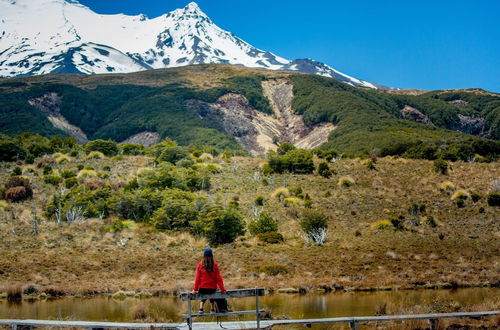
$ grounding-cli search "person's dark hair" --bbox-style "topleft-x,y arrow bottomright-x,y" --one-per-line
202,255 -> 214,272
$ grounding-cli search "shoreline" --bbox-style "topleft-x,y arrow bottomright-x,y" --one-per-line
2,281 -> 499,301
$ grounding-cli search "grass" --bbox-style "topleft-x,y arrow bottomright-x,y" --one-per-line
0,154 -> 498,299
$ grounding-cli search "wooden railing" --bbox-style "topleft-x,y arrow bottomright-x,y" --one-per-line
179,288 -> 265,330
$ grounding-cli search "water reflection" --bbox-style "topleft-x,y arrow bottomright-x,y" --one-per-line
0,288 -> 497,323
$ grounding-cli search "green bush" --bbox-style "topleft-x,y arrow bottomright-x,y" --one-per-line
300,210 -> 328,245
487,192 -> 500,207
65,177 -> 78,189
120,143 -> 145,155
11,167 -> 22,176
157,146 -> 189,164
0,140 -> 26,161
277,142 -> 296,155
151,190 -> 201,231
202,206 -> 245,245
318,162 -> 332,178
257,232 -> 284,244
85,140 -> 118,157
267,149 -> 314,174
61,170 -> 76,179
112,189 -> 163,222
254,196 -> 264,206
43,165 -> 52,175
248,212 -> 278,236
44,175 -> 63,186
470,192 -> 482,203
433,159 -> 449,175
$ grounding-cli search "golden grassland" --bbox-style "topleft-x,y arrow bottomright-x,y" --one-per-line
0,155 -> 499,299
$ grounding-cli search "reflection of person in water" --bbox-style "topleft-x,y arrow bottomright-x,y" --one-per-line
191,248 -> 227,313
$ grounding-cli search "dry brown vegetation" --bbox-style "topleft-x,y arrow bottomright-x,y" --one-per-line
0,154 -> 498,299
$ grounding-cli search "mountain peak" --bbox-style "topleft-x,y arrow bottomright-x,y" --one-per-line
185,2 -> 201,12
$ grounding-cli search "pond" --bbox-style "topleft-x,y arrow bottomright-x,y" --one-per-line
0,287 -> 497,324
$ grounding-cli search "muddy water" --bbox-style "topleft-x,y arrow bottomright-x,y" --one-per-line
0,288 -> 497,323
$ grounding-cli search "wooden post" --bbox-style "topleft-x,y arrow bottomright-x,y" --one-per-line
429,318 -> 439,330
255,288 -> 260,329
349,320 -> 358,330
187,297 -> 192,330
11,324 -> 17,330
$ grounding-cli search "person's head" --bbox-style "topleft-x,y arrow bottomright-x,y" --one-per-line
202,248 -> 214,272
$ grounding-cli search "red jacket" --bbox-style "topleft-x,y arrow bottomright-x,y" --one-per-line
193,261 -> 226,293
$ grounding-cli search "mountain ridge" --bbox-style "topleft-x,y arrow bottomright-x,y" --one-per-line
0,0 -> 385,88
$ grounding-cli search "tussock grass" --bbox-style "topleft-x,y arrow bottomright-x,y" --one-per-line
338,176 -> 355,187
0,155 -> 498,296
451,189 -> 470,201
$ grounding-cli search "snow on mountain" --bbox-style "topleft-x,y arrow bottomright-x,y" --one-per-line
0,0 -> 384,88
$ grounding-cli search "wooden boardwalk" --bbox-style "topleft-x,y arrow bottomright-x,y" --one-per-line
1,311 -> 499,329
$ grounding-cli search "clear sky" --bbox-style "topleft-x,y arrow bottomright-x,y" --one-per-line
78,0 -> 500,92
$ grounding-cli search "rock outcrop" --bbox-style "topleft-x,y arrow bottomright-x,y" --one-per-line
28,93 -> 89,143
400,105 -> 434,126
121,132 -> 161,147
187,78 -> 335,155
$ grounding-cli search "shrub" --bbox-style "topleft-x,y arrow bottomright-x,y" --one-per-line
267,149 -> 314,174
487,192 -> 500,207
43,165 -> 52,175
5,176 -> 31,189
113,189 -> 164,222
254,196 -> 264,206
77,169 -> 98,182
257,264 -> 289,276
85,151 -> 106,160
158,146 -> 189,164
318,162 -> 332,177
289,186 -> 304,198
44,175 -> 63,186
439,181 -> 455,193
456,199 -> 465,208
248,212 -> 278,235
103,166 -> 111,172
84,179 -> 105,191
25,154 -> 35,164
300,210 -> 328,245
433,159 -> 449,175
372,220 -> 393,230
11,167 -> 22,176
0,187 -> 5,200
202,206 -> 245,245
277,142 -> 296,155
65,177 -> 78,189
470,192 -> 482,202
423,216 -> 439,228
5,186 -> 32,202
0,140 -> 26,161
120,143 -> 145,156
451,190 -> 470,201
390,217 -> 404,231
365,159 -> 376,171
257,232 -> 284,244
314,148 -> 338,161
338,176 -> 355,188
85,140 -> 118,157
61,170 -> 76,179
150,190 -> 200,231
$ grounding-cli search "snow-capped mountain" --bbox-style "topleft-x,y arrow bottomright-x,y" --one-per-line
0,0 -> 381,88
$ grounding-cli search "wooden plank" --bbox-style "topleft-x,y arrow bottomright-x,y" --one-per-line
0,319 -> 179,329
179,288 -> 265,301
1,311 -> 497,329
182,309 -> 266,319
258,311 -> 500,326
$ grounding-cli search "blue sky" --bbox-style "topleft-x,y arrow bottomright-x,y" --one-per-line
78,0 -> 500,92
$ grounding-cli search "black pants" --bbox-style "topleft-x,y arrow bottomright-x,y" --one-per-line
199,288 -> 216,303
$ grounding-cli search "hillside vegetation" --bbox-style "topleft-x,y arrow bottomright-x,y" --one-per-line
0,136 -> 498,297
0,64 -> 499,159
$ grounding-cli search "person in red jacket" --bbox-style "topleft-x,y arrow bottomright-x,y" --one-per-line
191,248 -> 227,313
